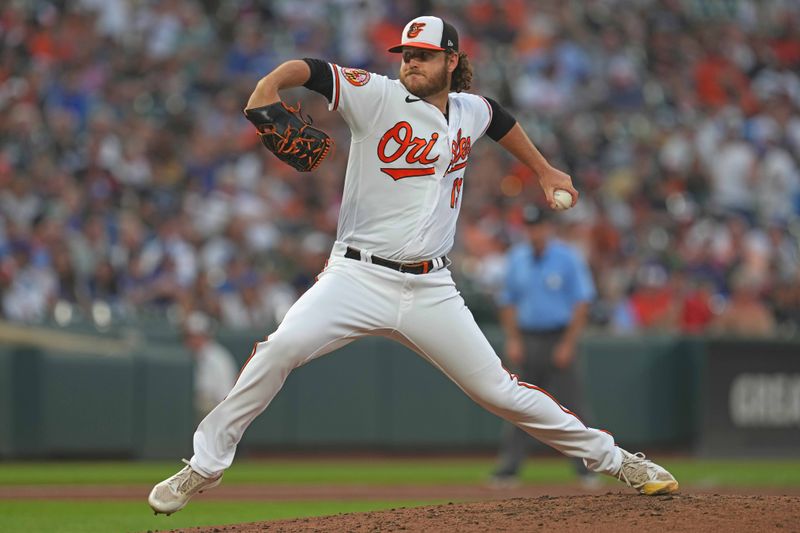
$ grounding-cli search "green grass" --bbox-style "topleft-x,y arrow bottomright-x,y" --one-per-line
0,458 -> 570,485
662,459 -> 800,487
1,457 -> 799,533
0,499 -> 440,533
1,457 -> 799,486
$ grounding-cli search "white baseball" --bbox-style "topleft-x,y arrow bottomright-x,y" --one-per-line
553,189 -> 574,210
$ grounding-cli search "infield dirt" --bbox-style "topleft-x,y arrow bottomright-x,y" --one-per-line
168,492 -> 800,532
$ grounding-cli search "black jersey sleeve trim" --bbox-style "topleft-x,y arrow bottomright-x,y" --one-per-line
484,97 -> 517,141
302,58 -> 333,103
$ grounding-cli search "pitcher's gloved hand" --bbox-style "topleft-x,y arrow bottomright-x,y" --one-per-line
244,102 -> 333,172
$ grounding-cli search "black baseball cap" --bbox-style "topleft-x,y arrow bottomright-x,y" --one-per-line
522,204 -> 553,225
388,16 -> 459,53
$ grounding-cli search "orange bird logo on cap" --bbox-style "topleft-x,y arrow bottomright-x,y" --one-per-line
407,22 -> 426,38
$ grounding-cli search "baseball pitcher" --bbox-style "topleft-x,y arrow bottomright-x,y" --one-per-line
149,16 -> 678,515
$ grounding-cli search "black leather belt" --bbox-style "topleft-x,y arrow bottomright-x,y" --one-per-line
344,246 -> 446,275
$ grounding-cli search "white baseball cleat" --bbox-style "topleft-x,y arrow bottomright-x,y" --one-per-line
615,448 -> 679,495
148,459 -> 222,515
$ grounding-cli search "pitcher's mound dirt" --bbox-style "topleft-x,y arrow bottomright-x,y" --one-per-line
175,493 -> 800,532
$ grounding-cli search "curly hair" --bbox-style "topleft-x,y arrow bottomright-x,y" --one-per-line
450,51 -> 472,93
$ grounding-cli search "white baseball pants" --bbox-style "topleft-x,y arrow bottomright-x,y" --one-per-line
190,242 -> 621,477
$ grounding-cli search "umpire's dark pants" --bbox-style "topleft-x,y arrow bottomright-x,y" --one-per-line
494,328 -> 590,478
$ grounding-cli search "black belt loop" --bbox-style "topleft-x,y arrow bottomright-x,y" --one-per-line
344,246 -> 446,275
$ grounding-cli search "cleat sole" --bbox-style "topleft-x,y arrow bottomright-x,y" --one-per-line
641,480 -> 679,495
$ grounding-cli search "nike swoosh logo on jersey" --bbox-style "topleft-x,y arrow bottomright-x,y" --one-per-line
405,96 -> 422,103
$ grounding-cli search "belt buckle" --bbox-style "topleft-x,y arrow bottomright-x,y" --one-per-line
404,260 -> 427,274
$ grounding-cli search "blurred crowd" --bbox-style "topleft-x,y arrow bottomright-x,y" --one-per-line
1,0 -> 799,337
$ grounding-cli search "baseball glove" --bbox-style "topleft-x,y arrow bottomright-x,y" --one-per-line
244,102 -> 333,172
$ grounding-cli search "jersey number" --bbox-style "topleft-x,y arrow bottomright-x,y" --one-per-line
450,177 -> 464,209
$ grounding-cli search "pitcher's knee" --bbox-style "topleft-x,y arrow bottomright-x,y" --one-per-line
469,381 -> 526,418
249,335 -> 303,373
242,338 -> 293,373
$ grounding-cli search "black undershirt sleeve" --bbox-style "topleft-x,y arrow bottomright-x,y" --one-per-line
302,58 -> 333,102
484,97 -> 517,141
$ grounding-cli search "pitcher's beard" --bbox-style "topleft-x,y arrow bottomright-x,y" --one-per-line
400,66 -> 449,98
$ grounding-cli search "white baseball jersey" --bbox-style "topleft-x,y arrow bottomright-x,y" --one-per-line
327,64 -> 493,262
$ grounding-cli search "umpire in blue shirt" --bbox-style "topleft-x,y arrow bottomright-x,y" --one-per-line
491,204 -> 597,487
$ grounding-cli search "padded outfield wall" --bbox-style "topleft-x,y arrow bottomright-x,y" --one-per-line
0,320 -> 796,459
